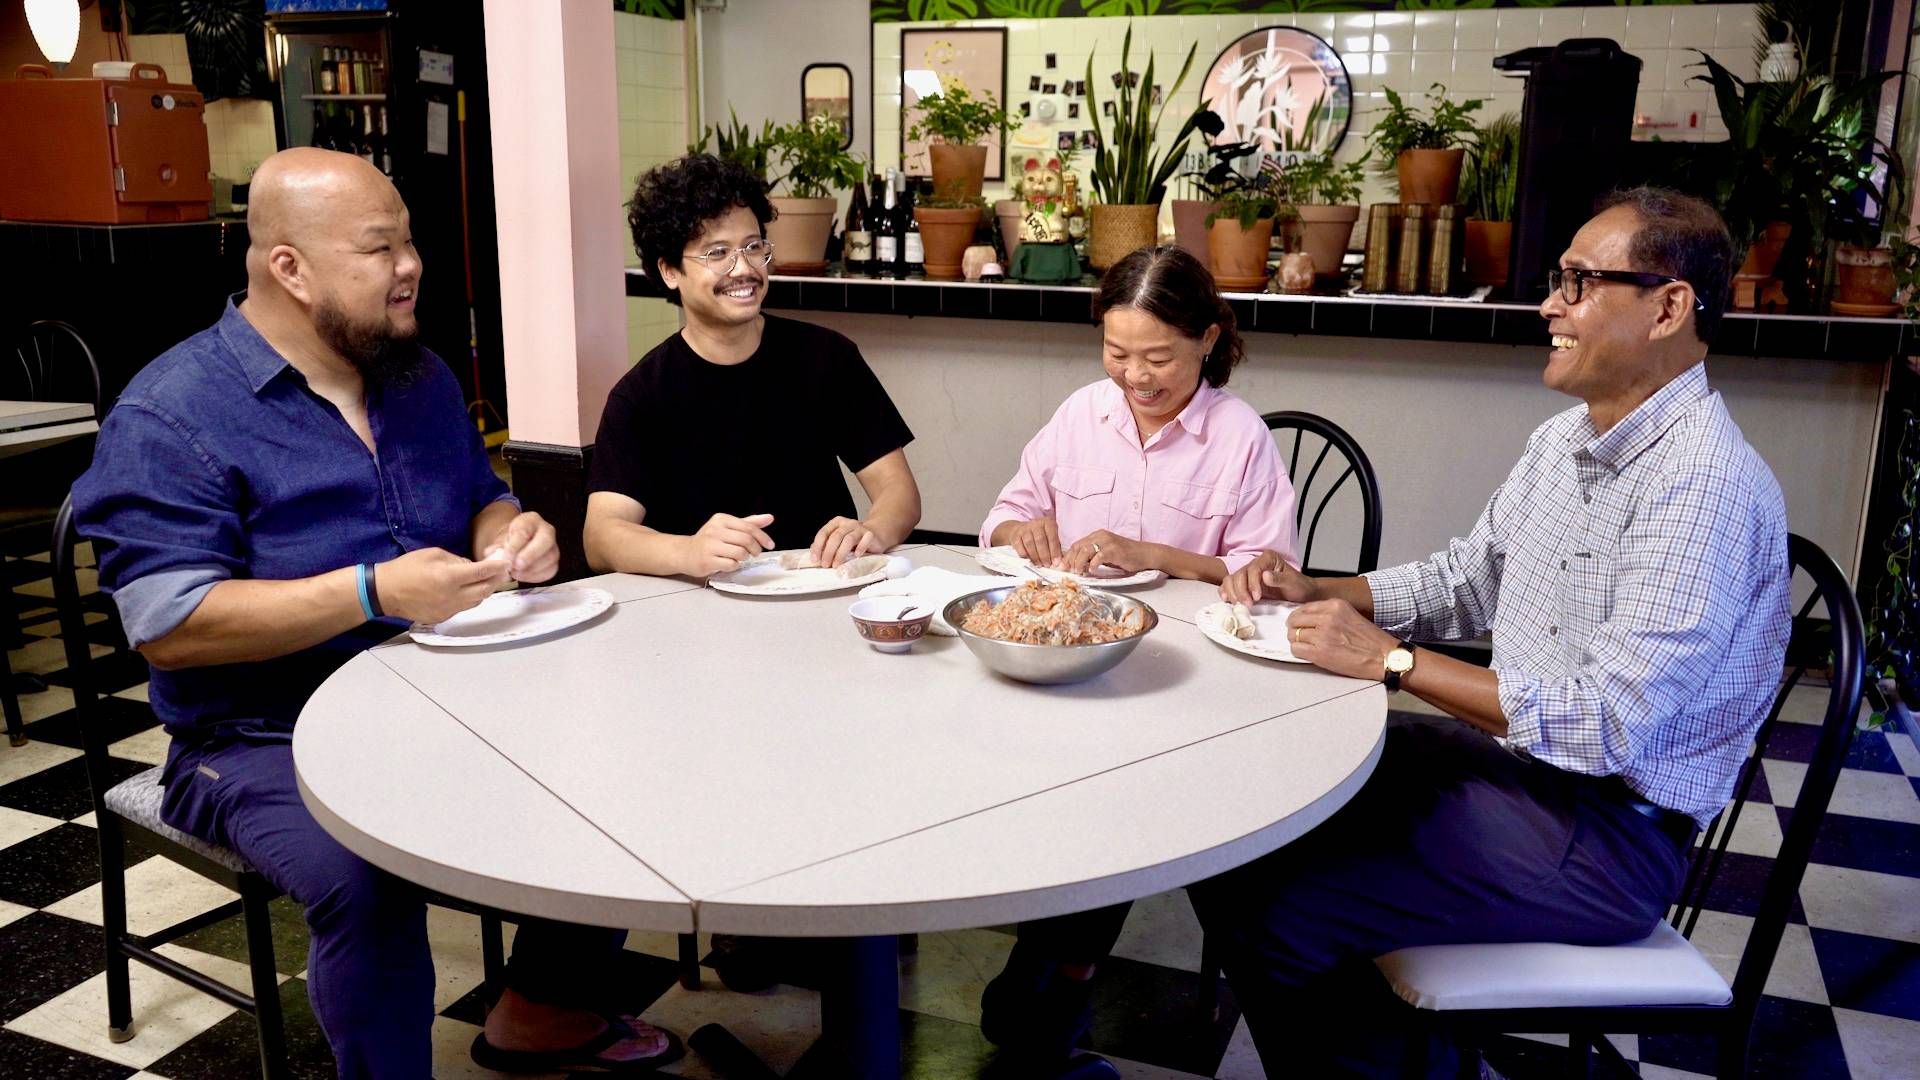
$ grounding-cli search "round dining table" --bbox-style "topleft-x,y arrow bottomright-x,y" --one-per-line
293,543 -> 1386,1078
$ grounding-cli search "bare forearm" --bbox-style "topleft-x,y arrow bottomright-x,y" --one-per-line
1310,575 -> 1376,618
862,488 -> 921,552
1146,543 -> 1226,583
584,517 -> 690,577
1400,650 -> 1508,737
141,573 -> 367,670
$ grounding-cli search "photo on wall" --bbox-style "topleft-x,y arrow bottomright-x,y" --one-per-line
901,27 -> 1009,181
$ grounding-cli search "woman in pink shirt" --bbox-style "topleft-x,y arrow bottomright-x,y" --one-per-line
979,245 -> 1298,582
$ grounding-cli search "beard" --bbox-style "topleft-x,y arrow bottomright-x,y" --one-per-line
314,297 -> 425,391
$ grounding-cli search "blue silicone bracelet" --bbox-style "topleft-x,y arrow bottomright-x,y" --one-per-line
355,563 -> 376,621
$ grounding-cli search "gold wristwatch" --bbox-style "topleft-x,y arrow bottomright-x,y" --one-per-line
1383,639 -> 1416,692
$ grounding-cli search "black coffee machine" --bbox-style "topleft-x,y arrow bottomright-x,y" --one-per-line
1494,39 -> 1642,301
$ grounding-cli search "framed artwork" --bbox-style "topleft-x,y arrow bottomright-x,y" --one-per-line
1201,27 -> 1353,158
900,26 -> 1007,182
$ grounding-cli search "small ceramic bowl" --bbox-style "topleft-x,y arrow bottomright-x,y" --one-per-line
848,598 -> 934,653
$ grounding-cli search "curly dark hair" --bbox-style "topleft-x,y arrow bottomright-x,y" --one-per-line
628,153 -> 775,306
1090,246 -> 1245,387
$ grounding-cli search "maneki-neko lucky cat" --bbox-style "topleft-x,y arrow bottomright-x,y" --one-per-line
1020,156 -> 1068,244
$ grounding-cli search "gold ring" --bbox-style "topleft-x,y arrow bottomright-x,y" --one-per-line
1292,627 -> 1301,643
1092,542 -> 1102,556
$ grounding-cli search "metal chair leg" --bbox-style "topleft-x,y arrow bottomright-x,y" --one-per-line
678,932 -> 702,990
241,881 -> 290,1080
1198,930 -> 1227,1021
1,640 -> 24,747
481,912 -> 506,988
97,816 -> 133,1041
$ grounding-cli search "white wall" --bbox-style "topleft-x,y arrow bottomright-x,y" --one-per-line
616,12 -> 690,363
872,4 -> 1762,211
697,0 -> 872,168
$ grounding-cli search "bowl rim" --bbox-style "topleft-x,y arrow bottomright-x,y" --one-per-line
941,585 -> 1158,650
846,599 -> 937,625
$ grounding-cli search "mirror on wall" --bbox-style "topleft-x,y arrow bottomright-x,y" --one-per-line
802,63 -> 854,149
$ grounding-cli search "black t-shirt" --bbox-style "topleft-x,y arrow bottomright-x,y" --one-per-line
588,315 -> 915,551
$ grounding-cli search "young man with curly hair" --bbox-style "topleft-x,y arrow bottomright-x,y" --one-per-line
584,154 -> 921,577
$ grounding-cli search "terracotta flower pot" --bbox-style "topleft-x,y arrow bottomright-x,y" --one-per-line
763,196 -> 836,272
914,206 -> 983,281
1464,219 -> 1513,288
1738,221 -> 1793,278
1088,203 -> 1160,272
1293,204 -> 1361,281
994,198 -> 1025,263
1207,216 -> 1275,292
1396,148 -> 1466,206
1172,199 -> 1219,265
1833,244 -> 1898,308
929,143 -> 988,201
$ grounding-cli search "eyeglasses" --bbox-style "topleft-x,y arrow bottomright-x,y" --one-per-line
1548,267 -> 1707,312
682,239 -> 775,275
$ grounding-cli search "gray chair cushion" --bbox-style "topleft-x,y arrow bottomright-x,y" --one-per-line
103,766 -> 251,874
1374,922 -> 1734,1011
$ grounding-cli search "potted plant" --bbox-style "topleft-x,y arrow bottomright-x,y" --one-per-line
764,115 -> 865,273
1273,149 -> 1368,282
1173,113 -> 1242,264
1459,112 -> 1520,289
689,107 -> 774,183
1084,26 -> 1206,271
1366,83 -> 1483,206
1202,157 -> 1291,291
1691,50 -> 1901,311
915,192 -> 988,281
907,82 -> 1011,202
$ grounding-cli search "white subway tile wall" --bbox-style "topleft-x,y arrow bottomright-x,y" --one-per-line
615,12 -> 689,363
124,34 -> 278,185
872,4 -> 1763,211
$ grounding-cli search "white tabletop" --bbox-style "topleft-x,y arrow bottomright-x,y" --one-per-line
295,545 -> 1385,935
0,400 -> 97,459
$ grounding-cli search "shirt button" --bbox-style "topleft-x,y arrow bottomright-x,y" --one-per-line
1549,625 -> 1559,636
1561,559 -> 1568,570
1583,493 -> 1592,504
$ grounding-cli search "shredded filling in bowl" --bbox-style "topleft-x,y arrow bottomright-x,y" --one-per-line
958,580 -> 1147,645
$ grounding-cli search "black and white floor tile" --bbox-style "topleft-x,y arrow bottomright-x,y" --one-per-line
3,548 -> 1918,1078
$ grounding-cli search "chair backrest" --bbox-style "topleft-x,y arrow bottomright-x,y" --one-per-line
1262,410 -> 1383,576
1668,533 -> 1865,1017
6,321 -> 104,420
51,494 -> 118,819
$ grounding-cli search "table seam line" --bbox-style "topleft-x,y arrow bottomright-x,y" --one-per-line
700,681 -> 1382,902
369,650 -> 698,906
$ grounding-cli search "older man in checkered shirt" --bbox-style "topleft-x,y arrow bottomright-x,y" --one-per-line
1196,188 -> 1792,1077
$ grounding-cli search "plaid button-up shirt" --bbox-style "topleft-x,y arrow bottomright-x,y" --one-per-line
1366,363 -> 1792,826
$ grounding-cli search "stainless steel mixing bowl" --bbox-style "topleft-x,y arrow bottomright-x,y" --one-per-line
942,585 -> 1158,685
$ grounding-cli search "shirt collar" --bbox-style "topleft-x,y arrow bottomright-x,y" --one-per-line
1097,379 -> 1217,440
215,293 -> 299,395
1574,362 -> 1710,470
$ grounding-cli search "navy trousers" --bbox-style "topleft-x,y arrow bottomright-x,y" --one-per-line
1187,714 -> 1693,1078
161,738 -> 628,1080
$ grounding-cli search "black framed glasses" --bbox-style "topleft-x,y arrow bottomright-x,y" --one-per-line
682,239 -> 775,275
1548,267 -> 1707,311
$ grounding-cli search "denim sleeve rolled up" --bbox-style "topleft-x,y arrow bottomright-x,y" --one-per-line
70,297 -> 515,747
1362,364 -> 1791,826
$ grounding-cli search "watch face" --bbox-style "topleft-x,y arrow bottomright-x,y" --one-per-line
1386,648 -> 1414,673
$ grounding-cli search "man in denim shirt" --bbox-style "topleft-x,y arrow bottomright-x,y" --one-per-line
73,150 -> 678,1076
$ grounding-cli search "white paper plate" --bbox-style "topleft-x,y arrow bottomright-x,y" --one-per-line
410,586 -> 614,647
709,551 -> 892,596
1194,600 -> 1309,664
975,545 -> 1166,589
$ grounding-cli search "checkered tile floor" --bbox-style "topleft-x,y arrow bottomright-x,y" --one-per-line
4,547 -> 1918,1078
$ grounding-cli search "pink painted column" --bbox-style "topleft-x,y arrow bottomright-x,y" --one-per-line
482,0 -> 631,576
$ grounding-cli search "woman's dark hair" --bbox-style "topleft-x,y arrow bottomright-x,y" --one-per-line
627,153 -> 775,306
1090,246 -> 1244,387
1596,186 -> 1735,346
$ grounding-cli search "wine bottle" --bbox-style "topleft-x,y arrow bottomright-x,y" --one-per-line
375,106 -> 392,176
843,180 -> 871,275
874,170 -> 900,278
358,105 -> 376,166
336,48 -> 354,95
902,177 -> 924,277
318,48 -> 336,94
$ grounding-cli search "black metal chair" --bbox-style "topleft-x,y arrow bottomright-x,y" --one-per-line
1262,410 -> 1383,577
1372,532 -> 1866,1078
51,495 -> 508,1077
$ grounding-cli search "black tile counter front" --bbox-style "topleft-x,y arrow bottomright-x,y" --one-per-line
624,269 -> 1913,361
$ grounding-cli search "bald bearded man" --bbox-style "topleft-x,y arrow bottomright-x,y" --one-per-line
72,150 -> 679,1076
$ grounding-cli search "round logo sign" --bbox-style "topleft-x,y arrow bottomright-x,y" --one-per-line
1201,27 -> 1352,158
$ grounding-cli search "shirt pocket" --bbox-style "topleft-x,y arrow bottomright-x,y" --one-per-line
1160,480 -> 1241,521
1049,464 -> 1117,519
1558,547 -> 1616,649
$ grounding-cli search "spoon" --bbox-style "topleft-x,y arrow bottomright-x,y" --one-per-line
896,605 -> 921,619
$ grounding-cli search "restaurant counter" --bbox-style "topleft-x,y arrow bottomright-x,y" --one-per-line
620,269 -> 1900,579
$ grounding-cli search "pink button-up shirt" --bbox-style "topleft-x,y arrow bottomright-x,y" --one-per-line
979,379 -> 1298,574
